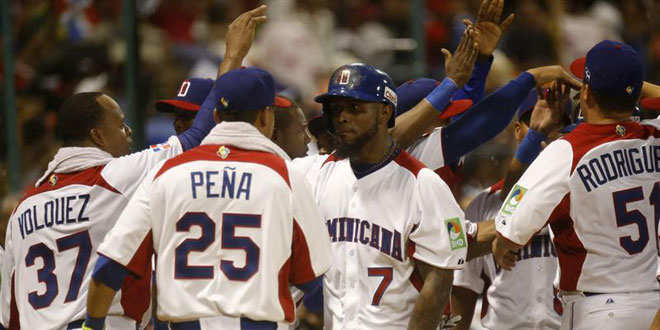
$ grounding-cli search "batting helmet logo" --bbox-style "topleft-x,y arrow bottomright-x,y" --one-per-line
177,80 -> 191,97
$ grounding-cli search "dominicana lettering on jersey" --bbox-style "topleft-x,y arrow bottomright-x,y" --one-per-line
325,218 -> 404,261
576,145 -> 660,192
17,194 -> 91,239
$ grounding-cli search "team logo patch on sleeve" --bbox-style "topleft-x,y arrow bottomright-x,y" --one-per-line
150,143 -> 172,152
501,184 -> 527,215
445,218 -> 467,250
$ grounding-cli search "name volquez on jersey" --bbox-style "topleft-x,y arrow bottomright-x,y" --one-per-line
326,218 -> 403,261
576,145 -> 660,192
190,167 -> 253,200
17,194 -> 91,239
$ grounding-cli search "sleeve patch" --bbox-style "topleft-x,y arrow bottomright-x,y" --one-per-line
501,184 -> 528,216
150,143 -> 172,152
445,218 -> 467,250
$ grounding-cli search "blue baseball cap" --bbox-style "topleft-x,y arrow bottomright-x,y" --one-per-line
569,40 -> 643,102
156,78 -> 214,114
395,78 -> 473,119
213,67 -> 288,113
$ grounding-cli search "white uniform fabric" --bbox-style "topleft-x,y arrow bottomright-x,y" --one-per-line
307,149 -> 467,330
496,122 -> 660,328
96,122 -> 332,326
0,137 -> 182,330
454,183 -> 561,329
406,127 -> 446,171
559,291 -> 659,330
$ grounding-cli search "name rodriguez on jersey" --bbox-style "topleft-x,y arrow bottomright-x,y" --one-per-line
16,194 -> 90,239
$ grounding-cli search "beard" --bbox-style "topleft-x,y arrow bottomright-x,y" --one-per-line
334,119 -> 379,158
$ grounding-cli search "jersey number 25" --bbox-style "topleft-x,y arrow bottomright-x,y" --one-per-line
175,212 -> 261,281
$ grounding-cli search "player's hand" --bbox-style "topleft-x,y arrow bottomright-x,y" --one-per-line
442,28 -> 479,87
492,234 -> 520,270
463,0 -> 515,57
440,314 -> 462,329
224,5 -> 268,61
530,81 -> 570,137
526,65 -> 582,90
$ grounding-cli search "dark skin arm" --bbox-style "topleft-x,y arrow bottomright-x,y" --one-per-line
86,279 -> 119,318
216,5 -> 267,78
501,81 -> 573,200
467,220 -> 496,260
392,28 -> 478,148
650,308 -> 660,330
407,261 -> 454,330
450,286 -> 479,330
393,0 -> 514,149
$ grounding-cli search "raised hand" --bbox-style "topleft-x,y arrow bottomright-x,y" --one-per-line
442,29 -> 479,87
526,65 -> 582,90
463,0 -> 515,57
224,5 -> 268,62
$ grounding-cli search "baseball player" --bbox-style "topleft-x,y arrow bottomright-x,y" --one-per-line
309,56 -> 479,329
270,95 -> 312,159
0,7 -> 266,330
156,78 -> 215,135
451,91 -> 565,330
84,67 -> 331,330
493,40 -> 660,329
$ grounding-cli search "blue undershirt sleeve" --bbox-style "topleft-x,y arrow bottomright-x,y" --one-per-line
92,254 -> 129,291
176,85 -> 218,151
441,72 -> 537,164
452,55 -> 493,104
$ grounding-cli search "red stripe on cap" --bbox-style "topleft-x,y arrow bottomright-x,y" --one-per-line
438,99 -> 473,120
570,57 -> 586,79
274,96 -> 293,108
155,99 -> 201,112
641,97 -> 660,111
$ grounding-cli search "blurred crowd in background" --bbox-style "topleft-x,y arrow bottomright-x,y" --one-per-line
1,0 -> 659,228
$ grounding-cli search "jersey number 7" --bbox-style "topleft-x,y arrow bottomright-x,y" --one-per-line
175,212 -> 261,281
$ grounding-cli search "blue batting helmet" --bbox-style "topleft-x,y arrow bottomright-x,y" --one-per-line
315,63 -> 398,128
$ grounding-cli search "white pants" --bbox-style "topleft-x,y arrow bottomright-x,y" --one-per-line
560,291 -> 660,330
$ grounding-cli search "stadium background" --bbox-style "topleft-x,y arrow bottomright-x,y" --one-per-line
0,1 -> 659,327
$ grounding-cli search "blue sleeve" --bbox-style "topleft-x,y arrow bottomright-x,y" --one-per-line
177,85 -> 218,151
296,277 -> 323,313
452,56 -> 493,104
441,72 -> 536,164
92,254 -> 129,291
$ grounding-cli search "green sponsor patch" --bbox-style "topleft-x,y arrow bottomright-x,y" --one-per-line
501,184 -> 528,215
445,217 -> 467,250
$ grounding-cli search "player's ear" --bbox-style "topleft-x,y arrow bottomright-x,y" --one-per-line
256,107 -> 275,139
89,127 -> 106,148
213,108 -> 221,124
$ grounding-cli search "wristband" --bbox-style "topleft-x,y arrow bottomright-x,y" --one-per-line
424,78 -> 459,112
83,316 -> 105,330
514,129 -> 546,164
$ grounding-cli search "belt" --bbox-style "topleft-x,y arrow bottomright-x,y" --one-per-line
560,290 -> 602,297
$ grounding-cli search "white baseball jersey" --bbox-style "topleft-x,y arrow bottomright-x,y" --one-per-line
0,137 -> 182,330
96,143 -> 332,326
454,181 -> 561,329
406,127 -> 462,190
307,149 -> 467,330
496,122 -> 660,294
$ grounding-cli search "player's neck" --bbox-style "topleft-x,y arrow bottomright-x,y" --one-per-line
351,133 -> 393,165
585,107 -> 633,125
